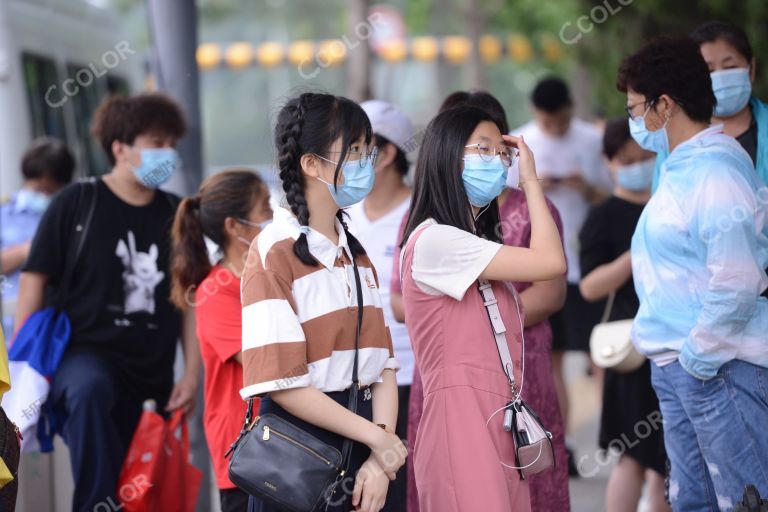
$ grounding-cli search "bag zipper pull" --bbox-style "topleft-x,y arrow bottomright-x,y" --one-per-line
263,426 -> 270,441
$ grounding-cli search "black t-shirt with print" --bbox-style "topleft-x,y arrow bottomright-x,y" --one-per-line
24,179 -> 180,401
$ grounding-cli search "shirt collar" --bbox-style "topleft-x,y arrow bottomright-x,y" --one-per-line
273,206 -> 353,270
674,124 -> 724,152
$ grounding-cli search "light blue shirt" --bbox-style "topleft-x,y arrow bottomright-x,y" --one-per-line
1,192 -> 46,335
631,125 -> 768,380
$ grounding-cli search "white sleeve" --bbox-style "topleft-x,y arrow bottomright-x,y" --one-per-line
411,224 -> 502,301
580,127 -> 613,191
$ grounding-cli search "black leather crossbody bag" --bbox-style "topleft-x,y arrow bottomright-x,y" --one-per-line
226,260 -> 365,512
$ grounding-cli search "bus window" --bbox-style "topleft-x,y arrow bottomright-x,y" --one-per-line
106,75 -> 130,96
21,53 -> 68,141
66,62 -> 108,176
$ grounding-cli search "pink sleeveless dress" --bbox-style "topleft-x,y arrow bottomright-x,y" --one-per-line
401,226 -> 531,512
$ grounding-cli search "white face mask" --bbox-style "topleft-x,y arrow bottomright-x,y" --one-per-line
235,217 -> 271,247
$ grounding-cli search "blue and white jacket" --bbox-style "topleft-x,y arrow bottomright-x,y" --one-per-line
631,125 -> 768,380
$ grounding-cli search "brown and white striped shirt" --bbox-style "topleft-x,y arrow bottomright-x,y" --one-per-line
239,206 -> 399,398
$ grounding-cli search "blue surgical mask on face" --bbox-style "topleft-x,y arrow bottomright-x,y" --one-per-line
711,68 -> 752,117
462,154 -> 509,208
628,106 -> 669,154
131,148 -> 179,188
315,157 -> 375,208
16,188 -> 51,214
616,158 -> 655,192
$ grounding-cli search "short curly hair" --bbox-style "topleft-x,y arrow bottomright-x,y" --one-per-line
617,37 -> 715,123
90,93 -> 186,165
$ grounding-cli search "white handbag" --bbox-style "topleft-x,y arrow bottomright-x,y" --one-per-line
589,292 -> 645,373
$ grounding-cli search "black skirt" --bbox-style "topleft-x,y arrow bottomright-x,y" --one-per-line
599,360 -> 667,476
248,388 -> 382,512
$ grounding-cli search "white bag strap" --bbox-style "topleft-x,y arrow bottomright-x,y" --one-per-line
599,292 -> 616,324
478,279 -> 520,397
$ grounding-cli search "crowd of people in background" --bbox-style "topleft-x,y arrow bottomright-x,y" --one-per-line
1,18 -> 767,512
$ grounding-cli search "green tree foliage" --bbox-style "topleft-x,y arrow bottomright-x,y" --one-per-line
569,0 -> 768,117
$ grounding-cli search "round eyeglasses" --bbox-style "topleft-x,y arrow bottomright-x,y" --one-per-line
320,147 -> 379,168
464,143 -> 517,168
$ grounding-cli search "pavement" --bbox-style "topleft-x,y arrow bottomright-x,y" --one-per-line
565,352 -> 651,512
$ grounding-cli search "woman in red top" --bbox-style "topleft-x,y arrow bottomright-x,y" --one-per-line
170,169 -> 273,512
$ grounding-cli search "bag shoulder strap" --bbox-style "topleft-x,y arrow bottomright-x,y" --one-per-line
477,278 -> 518,397
338,258 -> 364,473
56,178 -> 98,306
72,178 -> 98,264
599,292 -> 616,324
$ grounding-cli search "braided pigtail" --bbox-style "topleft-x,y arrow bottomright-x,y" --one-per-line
337,210 -> 367,261
274,92 -> 373,265
276,93 -> 319,266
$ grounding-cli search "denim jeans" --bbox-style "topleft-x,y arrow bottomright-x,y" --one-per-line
651,359 -> 768,511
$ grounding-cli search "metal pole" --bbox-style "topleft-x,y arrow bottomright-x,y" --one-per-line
345,0 -> 372,102
146,0 -> 204,196
145,2 -> 211,511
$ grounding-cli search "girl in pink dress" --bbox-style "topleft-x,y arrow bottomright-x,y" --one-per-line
400,106 -> 566,512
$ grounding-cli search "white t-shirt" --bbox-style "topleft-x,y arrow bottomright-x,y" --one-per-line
347,198 -> 415,385
403,219 -> 502,301
511,118 -> 611,283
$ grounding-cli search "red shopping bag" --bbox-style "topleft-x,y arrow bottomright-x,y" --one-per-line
117,409 -> 202,512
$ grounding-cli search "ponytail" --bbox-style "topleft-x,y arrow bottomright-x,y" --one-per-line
170,169 -> 266,310
170,195 -> 211,310
274,92 -> 371,266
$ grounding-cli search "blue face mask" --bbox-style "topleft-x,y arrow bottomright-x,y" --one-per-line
616,158 -> 655,192
628,106 -> 669,154
711,68 -> 752,117
16,188 -> 51,214
131,148 -> 179,188
316,157 -> 375,208
462,154 -> 509,208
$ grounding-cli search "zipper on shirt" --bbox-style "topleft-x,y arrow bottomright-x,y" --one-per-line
262,425 -> 333,465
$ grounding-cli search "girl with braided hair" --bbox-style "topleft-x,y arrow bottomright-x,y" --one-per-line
241,93 -> 405,512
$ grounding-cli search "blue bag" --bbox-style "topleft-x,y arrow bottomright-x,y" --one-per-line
4,180 -> 97,452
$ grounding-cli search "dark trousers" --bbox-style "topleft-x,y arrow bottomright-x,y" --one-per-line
50,351 -> 145,512
221,487 -> 250,512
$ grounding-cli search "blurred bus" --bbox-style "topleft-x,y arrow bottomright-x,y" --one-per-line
0,2 -> 142,510
0,0 -> 142,200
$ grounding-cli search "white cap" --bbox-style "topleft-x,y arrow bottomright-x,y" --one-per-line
360,100 -> 415,152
